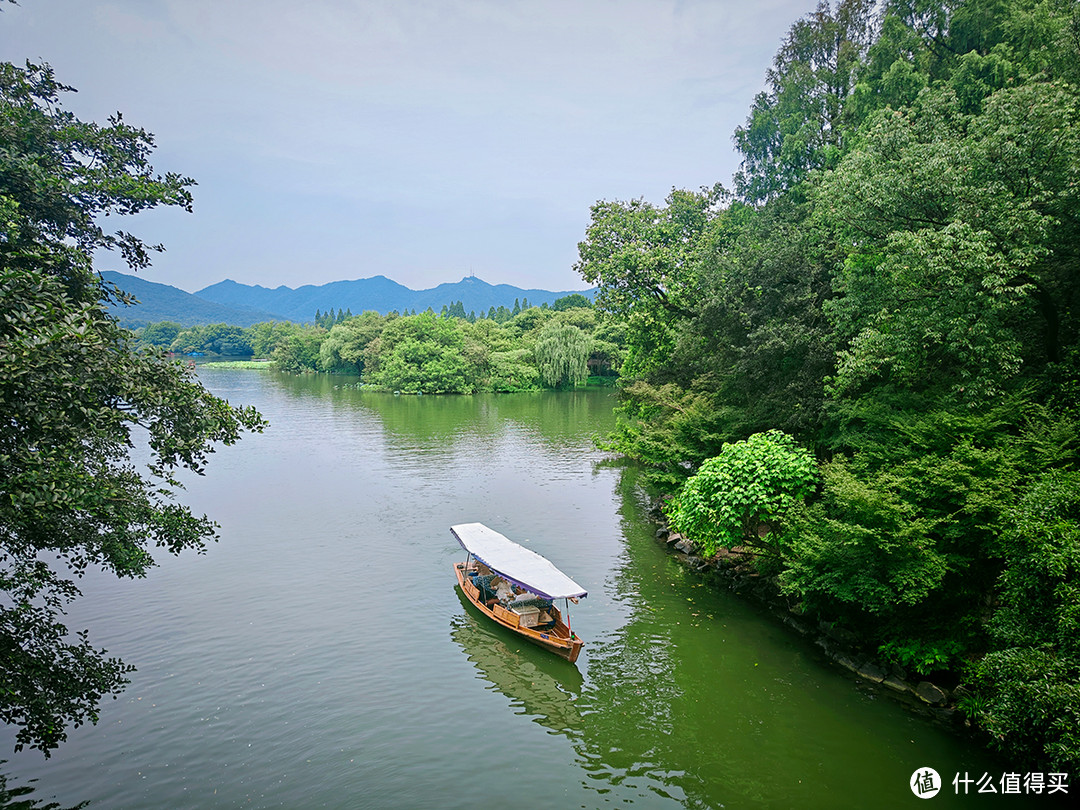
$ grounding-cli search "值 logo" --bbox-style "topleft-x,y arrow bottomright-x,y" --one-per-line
911,767 -> 941,799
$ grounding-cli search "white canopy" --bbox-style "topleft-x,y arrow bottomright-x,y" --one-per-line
451,522 -> 587,600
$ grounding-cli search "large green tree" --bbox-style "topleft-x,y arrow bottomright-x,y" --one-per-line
734,0 -> 877,202
574,186 -> 723,378
534,321 -> 592,389
966,470 -> 1080,770
317,311 -> 386,374
0,62 -> 265,755
821,80 -> 1080,404
364,312 -> 471,393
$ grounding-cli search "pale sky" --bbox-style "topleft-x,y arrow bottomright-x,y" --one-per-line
5,0 -> 817,293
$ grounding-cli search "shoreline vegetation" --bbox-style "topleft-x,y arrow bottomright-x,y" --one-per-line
138,293 -> 624,393
652,509 -> 969,731
570,0 -> 1080,776
199,360 -> 275,370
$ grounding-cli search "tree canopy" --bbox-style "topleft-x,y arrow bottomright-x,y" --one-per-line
1,61 -> 265,755
666,431 -> 817,558
582,0 -> 1080,772
153,299 -> 622,394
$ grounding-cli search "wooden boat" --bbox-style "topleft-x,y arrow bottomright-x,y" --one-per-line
451,522 -> 585,663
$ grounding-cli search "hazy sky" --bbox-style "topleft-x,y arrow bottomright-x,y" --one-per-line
6,0 -> 816,293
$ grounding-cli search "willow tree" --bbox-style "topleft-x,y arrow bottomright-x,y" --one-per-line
534,321 -> 591,389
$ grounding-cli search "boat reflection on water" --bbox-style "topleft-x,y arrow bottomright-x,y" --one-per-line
450,589 -> 583,738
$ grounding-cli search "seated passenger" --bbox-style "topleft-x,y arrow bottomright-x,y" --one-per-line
508,592 -> 553,610
494,579 -> 515,604
469,573 -> 499,605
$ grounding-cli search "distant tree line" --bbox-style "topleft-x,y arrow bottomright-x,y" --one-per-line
136,294 -> 624,393
579,0 -> 1080,773
312,293 -> 592,328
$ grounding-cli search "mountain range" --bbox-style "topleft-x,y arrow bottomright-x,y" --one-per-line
102,271 -> 595,327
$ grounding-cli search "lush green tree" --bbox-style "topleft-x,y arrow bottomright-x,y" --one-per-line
509,305 -> 555,335
596,195 -> 836,487
688,198 -> 836,439
534,321 -> 591,389
245,320 -> 302,358
734,0 -> 877,202
271,326 -> 325,373
876,0 -> 1080,87
467,316 -> 517,353
550,292 -> 593,311
487,349 -> 541,392
318,311 -> 385,374
169,323 -> 253,356
365,312 -> 470,393
137,320 -> 182,348
964,470 -> 1080,772
0,61 -> 265,755
550,306 -> 598,333
666,430 -> 817,558
597,381 -> 737,491
782,457 -> 951,622
574,186 -> 723,377
821,79 -> 1080,404
588,317 -> 626,377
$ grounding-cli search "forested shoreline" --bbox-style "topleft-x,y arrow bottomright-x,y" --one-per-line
135,293 -> 624,392
575,0 -> 1080,773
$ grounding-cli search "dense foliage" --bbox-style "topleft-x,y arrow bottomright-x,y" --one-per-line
136,294 -> 624,393
583,0 -> 1080,771
666,430 -> 817,558
1,62 -> 265,755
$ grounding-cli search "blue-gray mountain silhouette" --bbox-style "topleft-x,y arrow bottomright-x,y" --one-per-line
102,271 -> 594,327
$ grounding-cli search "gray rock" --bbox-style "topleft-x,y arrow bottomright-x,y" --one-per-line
782,616 -> 810,635
673,538 -> 696,554
916,681 -> 948,706
835,655 -> 861,674
882,676 -> 912,694
931,707 -> 959,725
857,662 -> 887,683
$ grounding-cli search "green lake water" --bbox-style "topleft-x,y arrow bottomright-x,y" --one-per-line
1,371 -> 1059,808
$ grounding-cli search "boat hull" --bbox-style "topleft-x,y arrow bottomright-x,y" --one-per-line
454,562 -> 583,664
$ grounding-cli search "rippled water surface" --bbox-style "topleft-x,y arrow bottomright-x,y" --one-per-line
1,371 -> 1042,808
